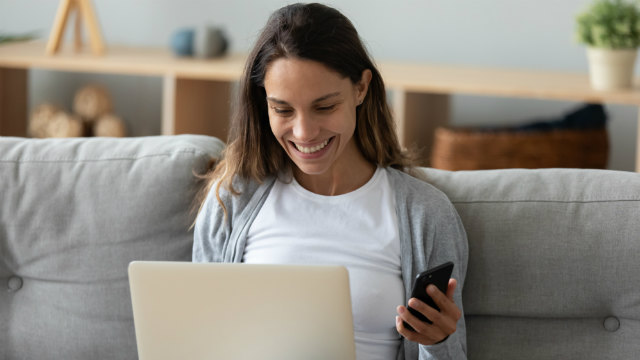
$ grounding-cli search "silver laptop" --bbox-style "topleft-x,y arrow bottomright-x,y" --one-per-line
128,261 -> 356,360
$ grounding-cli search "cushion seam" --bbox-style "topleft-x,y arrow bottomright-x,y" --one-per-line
0,149 -> 212,163
453,199 -> 640,204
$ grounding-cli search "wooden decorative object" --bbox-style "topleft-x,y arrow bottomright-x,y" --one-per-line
29,103 -> 63,138
93,113 -> 126,137
73,84 -> 112,121
46,0 -> 105,55
47,112 -> 84,138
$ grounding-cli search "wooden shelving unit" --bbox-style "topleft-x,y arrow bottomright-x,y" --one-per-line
0,41 -> 245,142
2,40 -> 640,170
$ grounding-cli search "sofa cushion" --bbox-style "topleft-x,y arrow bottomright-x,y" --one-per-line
422,168 -> 640,359
0,135 -> 224,360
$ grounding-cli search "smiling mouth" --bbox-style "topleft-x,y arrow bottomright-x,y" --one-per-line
292,137 -> 333,154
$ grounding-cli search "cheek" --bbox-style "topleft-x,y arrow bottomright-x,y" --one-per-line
267,115 -> 276,135
337,108 -> 357,134
268,114 -> 281,136
268,116 -> 288,146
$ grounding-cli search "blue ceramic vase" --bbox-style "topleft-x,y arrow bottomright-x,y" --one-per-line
170,28 -> 195,57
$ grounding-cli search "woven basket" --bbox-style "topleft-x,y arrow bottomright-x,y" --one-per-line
430,126 -> 609,170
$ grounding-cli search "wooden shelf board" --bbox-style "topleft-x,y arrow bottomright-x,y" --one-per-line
0,41 -> 245,80
379,61 -> 640,106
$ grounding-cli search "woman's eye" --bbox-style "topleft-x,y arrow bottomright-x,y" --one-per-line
317,105 -> 335,112
273,107 -> 292,115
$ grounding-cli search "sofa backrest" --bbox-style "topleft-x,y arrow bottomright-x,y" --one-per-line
3,134 -> 639,360
0,135 -> 224,360
422,168 -> 640,359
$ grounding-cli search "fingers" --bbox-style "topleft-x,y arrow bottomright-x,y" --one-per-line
395,306 -> 447,344
428,282 -> 461,323
395,279 -> 462,346
409,294 -> 457,335
446,278 -> 457,300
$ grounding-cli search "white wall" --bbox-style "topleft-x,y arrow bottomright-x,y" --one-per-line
1,0 -> 637,170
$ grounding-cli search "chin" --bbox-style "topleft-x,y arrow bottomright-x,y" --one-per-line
293,163 -> 331,176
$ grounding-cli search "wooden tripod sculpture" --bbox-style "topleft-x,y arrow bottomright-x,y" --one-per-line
46,0 -> 105,55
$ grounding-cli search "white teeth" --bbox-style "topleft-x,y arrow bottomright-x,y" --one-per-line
295,139 -> 330,154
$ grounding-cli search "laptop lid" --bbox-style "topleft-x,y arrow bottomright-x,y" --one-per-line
128,261 -> 356,360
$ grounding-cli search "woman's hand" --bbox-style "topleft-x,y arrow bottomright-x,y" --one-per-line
395,278 -> 461,345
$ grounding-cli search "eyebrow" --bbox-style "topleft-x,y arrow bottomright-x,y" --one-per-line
266,92 -> 341,105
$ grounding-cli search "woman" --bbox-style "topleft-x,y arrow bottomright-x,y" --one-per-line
193,3 -> 468,359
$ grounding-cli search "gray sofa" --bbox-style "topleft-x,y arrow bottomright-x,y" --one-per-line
1,135 -> 639,359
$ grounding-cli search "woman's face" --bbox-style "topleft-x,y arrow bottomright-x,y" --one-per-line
264,57 -> 371,178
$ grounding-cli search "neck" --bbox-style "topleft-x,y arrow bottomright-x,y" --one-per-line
293,151 -> 376,196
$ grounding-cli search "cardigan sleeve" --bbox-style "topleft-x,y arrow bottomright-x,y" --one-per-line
192,180 -> 230,263
418,191 -> 468,360
389,167 -> 468,360
192,176 -> 275,263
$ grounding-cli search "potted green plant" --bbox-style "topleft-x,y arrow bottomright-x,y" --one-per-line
576,0 -> 640,90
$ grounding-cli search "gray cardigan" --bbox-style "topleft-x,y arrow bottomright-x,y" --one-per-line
193,167 -> 469,360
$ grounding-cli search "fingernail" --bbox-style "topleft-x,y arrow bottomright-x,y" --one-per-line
398,306 -> 405,314
427,285 -> 437,294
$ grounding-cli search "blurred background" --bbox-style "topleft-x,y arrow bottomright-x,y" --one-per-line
1,0 -> 637,171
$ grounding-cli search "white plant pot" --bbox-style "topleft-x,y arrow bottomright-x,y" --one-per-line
586,47 -> 638,91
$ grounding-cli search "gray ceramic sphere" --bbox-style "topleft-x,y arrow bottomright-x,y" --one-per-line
194,27 -> 229,58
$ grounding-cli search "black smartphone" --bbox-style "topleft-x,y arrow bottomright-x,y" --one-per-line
403,261 -> 454,331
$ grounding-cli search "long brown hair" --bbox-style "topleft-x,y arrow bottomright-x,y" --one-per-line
196,3 -> 416,217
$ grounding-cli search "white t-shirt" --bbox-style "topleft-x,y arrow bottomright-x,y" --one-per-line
244,167 -> 404,360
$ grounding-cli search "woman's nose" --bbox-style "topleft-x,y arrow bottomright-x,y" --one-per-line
292,113 -> 319,141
